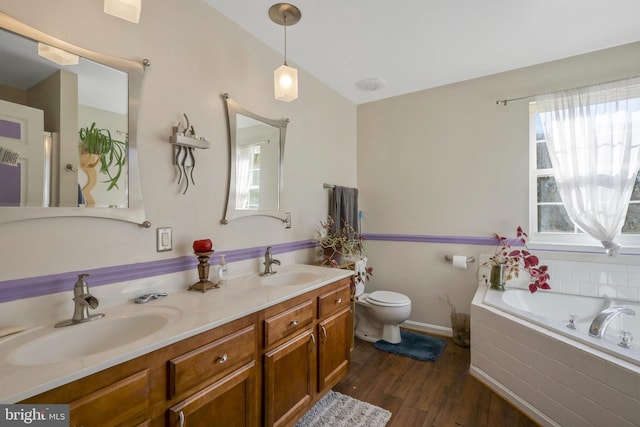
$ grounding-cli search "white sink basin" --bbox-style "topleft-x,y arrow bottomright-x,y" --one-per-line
259,270 -> 322,287
7,307 -> 181,366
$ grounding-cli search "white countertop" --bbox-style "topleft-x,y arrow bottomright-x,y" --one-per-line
0,264 -> 353,403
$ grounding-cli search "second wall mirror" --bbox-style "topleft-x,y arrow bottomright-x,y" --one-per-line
222,93 -> 288,224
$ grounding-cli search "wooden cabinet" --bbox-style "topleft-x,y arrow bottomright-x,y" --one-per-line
69,369 -> 150,427
318,308 -> 351,392
168,325 -> 256,399
167,323 -> 259,427
262,278 -> 352,427
21,277 -> 352,427
263,329 -> 316,427
167,362 -> 257,427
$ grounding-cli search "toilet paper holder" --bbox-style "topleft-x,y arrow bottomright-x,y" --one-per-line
444,255 -> 475,264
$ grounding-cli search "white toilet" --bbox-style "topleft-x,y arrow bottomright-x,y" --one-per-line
354,289 -> 412,344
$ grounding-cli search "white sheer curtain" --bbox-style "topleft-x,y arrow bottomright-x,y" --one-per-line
536,78 -> 640,255
235,145 -> 255,210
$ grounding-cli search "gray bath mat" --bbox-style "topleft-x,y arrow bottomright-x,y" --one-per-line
294,390 -> 391,427
374,330 -> 446,361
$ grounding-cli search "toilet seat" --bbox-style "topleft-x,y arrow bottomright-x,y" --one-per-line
365,291 -> 410,307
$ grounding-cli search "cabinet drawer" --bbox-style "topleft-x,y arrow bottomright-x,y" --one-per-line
318,282 -> 351,319
169,325 -> 256,398
69,369 -> 149,427
264,300 -> 314,347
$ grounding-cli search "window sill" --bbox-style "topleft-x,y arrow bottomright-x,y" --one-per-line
528,241 -> 640,257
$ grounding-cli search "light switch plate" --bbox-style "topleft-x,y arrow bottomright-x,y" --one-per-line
156,227 -> 172,252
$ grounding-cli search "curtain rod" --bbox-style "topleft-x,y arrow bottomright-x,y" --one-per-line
495,74 -> 640,106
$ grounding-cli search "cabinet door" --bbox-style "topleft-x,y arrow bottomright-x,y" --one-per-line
69,369 -> 149,427
318,308 -> 351,392
263,329 -> 316,427
167,362 -> 258,427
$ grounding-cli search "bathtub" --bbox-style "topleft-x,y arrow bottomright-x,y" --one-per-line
484,287 -> 640,365
471,285 -> 640,427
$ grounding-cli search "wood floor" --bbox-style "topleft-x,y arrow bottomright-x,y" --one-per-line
334,333 -> 541,427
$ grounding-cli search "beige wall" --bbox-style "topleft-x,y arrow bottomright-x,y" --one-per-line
0,0 -> 356,280
3,0 -> 640,331
358,42 -> 640,330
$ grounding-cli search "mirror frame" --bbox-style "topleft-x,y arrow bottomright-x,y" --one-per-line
222,93 -> 288,224
0,12 -> 149,226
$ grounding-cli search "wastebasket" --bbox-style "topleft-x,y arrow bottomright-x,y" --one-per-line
451,312 -> 470,348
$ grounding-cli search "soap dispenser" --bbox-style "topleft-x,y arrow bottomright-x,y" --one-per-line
218,254 -> 229,285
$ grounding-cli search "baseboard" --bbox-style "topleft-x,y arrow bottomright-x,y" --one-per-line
469,364 -> 558,427
401,320 -> 452,337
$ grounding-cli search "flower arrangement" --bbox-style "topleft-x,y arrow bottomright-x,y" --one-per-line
482,226 -> 551,293
314,216 -> 373,281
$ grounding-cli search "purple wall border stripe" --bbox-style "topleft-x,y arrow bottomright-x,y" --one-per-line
0,240 -> 316,303
364,233 -> 503,246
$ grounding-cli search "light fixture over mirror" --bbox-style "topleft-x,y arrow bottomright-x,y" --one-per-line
0,11 -> 150,226
104,0 -> 142,24
269,3 -> 301,102
37,43 -> 79,66
222,93 -> 288,224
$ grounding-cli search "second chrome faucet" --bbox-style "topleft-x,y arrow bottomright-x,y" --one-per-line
261,246 -> 280,276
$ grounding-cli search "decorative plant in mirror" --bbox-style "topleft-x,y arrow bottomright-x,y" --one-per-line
79,122 -> 126,192
314,216 -> 373,282
481,226 -> 550,293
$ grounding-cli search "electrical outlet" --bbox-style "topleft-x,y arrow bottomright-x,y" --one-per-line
156,227 -> 172,252
284,212 -> 292,229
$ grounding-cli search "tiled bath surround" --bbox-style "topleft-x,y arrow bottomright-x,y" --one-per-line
503,256 -> 640,302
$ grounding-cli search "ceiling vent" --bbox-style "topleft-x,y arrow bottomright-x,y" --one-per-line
355,77 -> 387,92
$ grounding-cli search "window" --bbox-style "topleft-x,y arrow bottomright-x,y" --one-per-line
529,99 -> 640,248
247,146 -> 261,209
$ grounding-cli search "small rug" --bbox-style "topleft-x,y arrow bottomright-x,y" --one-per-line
374,330 -> 446,361
294,390 -> 391,427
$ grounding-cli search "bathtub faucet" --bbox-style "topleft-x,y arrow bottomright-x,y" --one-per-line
588,307 -> 636,338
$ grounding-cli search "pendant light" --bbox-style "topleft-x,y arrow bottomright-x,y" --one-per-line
37,43 -> 79,66
104,0 -> 141,23
269,3 -> 301,102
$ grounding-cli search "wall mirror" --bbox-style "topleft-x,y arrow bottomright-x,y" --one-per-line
0,11 -> 149,225
222,93 -> 287,224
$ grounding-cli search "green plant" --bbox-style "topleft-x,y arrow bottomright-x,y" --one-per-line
79,122 -> 126,190
313,216 -> 373,281
481,226 -> 551,293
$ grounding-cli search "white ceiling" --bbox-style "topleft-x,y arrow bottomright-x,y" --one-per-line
204,0 -> 640,105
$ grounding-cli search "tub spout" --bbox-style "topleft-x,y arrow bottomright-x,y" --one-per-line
588,307 -> 636,338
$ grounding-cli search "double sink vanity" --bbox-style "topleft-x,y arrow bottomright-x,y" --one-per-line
0,264 -> 354,427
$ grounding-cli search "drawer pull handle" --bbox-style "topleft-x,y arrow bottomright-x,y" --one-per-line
310,333 -> 316,351
216,353 -> 228,364
336,298 -> 342,304
291,320 -> 299,326
178,410 -> 185,426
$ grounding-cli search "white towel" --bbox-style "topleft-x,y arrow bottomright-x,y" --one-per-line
354,256 -> 368,295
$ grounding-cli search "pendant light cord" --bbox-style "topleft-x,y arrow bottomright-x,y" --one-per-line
283,15 -> 288,66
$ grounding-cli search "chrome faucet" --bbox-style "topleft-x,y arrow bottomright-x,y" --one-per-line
588,306 -> 636,338
55,273 -> 105,327
261,246 -> 281,275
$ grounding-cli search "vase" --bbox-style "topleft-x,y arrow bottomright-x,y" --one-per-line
489,264 -> 506,291
323,246 -> 343,266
